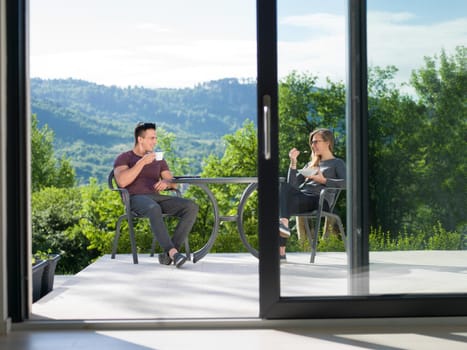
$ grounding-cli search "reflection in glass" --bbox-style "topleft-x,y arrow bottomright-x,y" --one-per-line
278,0 -> 467,297
367,0 -> 466,294
278,1 -> 348,296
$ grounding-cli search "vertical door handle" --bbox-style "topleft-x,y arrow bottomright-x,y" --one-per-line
263,95 -> 271,160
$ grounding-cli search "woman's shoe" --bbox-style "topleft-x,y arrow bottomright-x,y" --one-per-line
280,254 -> 287,263
173,252 -> 187,268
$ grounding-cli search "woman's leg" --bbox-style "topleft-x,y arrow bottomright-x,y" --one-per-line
279,183 -> 319,256
279,236 -> 287,258
280,183 -> 318,219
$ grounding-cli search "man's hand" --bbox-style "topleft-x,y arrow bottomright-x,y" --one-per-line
154,179 -> 172,192
139,152 -> 156,166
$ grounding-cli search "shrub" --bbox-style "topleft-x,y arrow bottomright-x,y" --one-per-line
369,222 -> 463,251
31,186 -> 98,274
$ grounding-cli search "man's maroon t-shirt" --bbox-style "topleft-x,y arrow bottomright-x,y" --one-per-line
113,150 -> 170,195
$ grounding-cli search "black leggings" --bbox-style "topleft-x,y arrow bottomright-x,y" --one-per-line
279,182 -> 320,246
280,182 -> 319,219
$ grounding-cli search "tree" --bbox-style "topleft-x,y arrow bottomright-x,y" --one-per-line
31,186 -> 98,274
31,114 -> 76,191
278,71 -> 346,175
367,47 -> 466,235
367,65 -> 426,233
181,120 -> 259,253
410,46 -> 467,231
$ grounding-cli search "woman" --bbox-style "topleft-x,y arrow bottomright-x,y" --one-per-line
279,128 -> 346,261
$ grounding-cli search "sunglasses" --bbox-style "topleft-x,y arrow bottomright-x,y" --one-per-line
135,122 -> 156,130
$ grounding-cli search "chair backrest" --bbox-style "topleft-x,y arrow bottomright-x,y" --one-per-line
325,188 -> 343,213
108,169 -> 133,213
108,169 -> 117,190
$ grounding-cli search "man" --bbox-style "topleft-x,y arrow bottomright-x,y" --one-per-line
113,122 -> 198,268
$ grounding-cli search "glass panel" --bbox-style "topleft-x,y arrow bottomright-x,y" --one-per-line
278,0 -> 467,299
366,0 -> 466,295
277,0 -> 348,296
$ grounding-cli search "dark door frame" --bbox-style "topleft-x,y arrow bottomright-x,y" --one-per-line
5,0 -> 467,323
6,0 -> 31,322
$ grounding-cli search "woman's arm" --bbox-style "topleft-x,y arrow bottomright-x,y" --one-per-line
325,159 -> 346,188
287,148 -> 305,186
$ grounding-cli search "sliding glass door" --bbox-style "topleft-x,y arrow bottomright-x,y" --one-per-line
5,0 -> 467,323
257,0 -> 467,318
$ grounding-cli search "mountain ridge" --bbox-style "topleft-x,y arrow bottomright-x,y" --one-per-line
31,77 -> 257,183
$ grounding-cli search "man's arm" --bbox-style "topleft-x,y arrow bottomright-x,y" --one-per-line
160,169 -> 177,190
114,153 -> 154,187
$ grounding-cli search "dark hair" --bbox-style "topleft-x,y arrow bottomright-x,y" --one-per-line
134,122 -> 156,144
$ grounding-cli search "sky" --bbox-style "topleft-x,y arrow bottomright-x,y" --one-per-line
30,0 -> 466,89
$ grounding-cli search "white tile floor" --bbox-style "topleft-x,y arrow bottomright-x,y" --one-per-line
4,318 -> 467,350
31,251 -> 467,320
3,251 -> 466,349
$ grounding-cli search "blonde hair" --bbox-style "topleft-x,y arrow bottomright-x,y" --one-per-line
308,128 -> 335,167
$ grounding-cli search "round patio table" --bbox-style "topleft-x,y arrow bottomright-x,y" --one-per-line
171,177 -> 258,263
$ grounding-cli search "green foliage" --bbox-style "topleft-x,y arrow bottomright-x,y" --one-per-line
369,222 -> 462,251
278,71 -> 346,175
31,78 -> 256,183
78,179 -> 122,254
409,46 -> 467,232
31,114 -> 76,191
183,120 -> 259,253
426,222 -> 464,250
317,234 -> 346,252
30,48 -> 466,275
211,231 -> 253,253
367,66 -> 425,234
367,46 -> 466,236
31,187 -> 98,274
283,218 -> 345,253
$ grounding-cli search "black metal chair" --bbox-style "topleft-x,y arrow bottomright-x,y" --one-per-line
108,169 -> 190,264
295,187 -> 346,263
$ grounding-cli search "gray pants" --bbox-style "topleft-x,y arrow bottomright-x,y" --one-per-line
130,193 -> 199,252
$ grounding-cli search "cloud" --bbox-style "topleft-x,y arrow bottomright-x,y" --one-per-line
136,23 -> 170,33
280,13 -> 344,34
278,11 -> 466,88
31,38 -> 257,88
367,12 -> 467,86
30,8 -> 466,89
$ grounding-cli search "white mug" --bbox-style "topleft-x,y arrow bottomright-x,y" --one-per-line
155,151 -> 164,161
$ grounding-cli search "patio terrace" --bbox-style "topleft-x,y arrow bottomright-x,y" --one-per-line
31,251 -> 467,320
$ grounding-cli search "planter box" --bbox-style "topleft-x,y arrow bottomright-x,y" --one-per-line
32,260 -> 48,302
41,254 -> 61,296
32,254 -> 61,302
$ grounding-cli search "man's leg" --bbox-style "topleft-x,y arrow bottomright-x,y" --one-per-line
158,196 -> 199,250
130,194 -> 175,252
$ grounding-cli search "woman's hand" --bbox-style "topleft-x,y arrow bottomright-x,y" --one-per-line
288,148 -> 300,169
309,169 -> 327,184
289,148 -> 300,161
